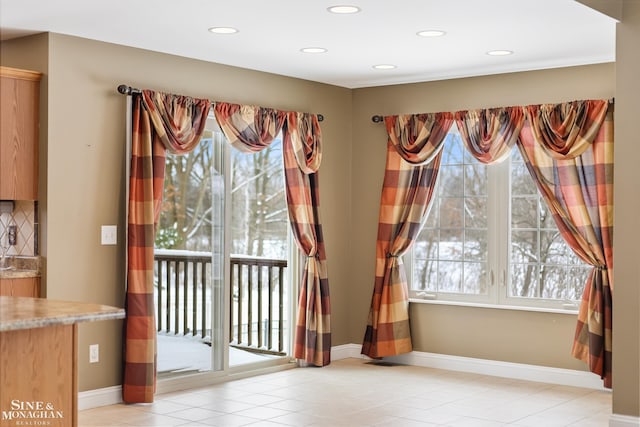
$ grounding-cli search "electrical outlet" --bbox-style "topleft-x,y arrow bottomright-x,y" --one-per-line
8,225 -> 17,246
89,344 -> 99,363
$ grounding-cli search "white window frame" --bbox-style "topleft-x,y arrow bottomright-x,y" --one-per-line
407,126 -> 585,313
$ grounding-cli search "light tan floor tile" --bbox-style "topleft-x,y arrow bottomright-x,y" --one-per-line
198,413 -> 262,426
168,407 -> 226,422
79,359 -> 612,427
233,406 -> 291,420
268,411 -> 328,426
199,398 -> 255,413
122,411 -> 191,426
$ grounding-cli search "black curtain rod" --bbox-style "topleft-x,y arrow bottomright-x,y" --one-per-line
370,98 -> 615,123
116,84 -> 324,122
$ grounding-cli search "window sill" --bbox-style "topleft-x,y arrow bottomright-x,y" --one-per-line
408,297 -> 579,315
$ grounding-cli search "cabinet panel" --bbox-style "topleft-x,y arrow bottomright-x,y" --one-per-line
0,277 -> 40,297
0,67 -> 41,200
0,324 -> 75,427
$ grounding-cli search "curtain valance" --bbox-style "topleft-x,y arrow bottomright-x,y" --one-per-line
379,99 -> 610,165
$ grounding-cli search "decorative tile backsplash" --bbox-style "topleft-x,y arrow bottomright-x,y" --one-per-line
0,201 -> 37,256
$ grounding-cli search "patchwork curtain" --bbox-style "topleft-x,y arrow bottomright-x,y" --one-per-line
214,103 -> 331,366
124,90 -> 211,403
362,113 -> 453,358
518,100 -> 613,387
455,107 -> 525,163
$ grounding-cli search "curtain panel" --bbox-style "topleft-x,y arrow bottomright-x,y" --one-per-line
284,112 -> 331,366
214,104 -> 331,366
518,100 -> 613,387
362,113 -> 453,358
124,91 -> 211,403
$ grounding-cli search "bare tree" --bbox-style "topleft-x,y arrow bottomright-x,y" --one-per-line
157,132 -> 214,251
156,129 -> 288,259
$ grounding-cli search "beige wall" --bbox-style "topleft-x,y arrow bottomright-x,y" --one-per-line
350,64 -> 615,371
613,0 -> 640,418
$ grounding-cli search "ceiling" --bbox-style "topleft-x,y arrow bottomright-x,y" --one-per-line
0,0 -> 617,89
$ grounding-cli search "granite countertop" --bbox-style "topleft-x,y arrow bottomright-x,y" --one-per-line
0,296 -> 125,332
0,256 -> 41,279
0,269 -> 40,279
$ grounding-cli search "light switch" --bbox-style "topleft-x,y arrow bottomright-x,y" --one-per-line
101,225 -> 117,245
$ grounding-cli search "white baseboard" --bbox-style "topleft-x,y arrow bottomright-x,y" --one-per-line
78,386 -> 122,411
610,414 -> 640,426
331,343 -> 366,360
332,343 -> 605,390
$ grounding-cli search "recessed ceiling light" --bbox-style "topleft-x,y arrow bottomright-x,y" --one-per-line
417,30 -> 446,37
486,50 -> 513,56
373,64 -> 397,70
301,47 -> 328,54
208,27 -> 239,34
327,5 -> 361,14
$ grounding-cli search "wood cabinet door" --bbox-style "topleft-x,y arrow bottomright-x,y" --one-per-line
0,277 -> 40,297
0,67 -> 41,200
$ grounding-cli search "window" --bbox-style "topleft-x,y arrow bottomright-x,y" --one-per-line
409,124 -> 589,310
230,135 -> 288,259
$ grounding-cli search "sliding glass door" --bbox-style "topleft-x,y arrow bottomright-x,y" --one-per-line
154,116 -> 291,378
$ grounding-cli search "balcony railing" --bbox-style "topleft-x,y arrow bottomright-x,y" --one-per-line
154,250 -> 287,356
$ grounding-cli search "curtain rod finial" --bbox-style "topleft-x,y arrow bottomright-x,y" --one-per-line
117,84 -> 141,95
372,115 -> 384,123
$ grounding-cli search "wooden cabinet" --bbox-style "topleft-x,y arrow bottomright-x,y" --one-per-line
0,277 -> 40,297
0,297 -> 125,427
0,324 -> 75,427
0,66 -> 41,200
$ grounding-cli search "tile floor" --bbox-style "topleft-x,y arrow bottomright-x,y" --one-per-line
79,358 -> 612,426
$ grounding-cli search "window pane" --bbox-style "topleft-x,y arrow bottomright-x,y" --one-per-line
510,263 -> 540,298
539,202 -> 555,229
540,230 -> 569,264
511,161 -> 537,196
465,165 -> 487,196
463,262 -> 488,294
439,229 -> 463,260
440,198 -> 463,228
442,132 -> 464,164
424,198 -> 439,228
413,259 -> 437,292
438,261 -> 462,292
465,197 -> 487,228
414,229 -> 439,260
440,165 -> 463,196
511,230 -> 538,264
511,197 -> 538,229
464,229 -> 487,261
540,265 -> 567,299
